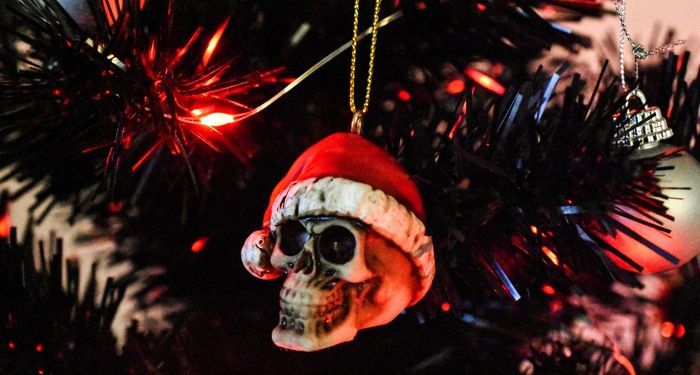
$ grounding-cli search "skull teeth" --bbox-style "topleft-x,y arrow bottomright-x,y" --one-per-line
277,315 -> 307,334
280,286 -> 343,309
280,295 -> 343,319
278,286 -> 348,337
275,278 -> 378,344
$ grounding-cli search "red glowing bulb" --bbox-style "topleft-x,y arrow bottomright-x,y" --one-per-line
199,112 -> 235,127
465,68 -> 506,95
8,342 -> 15,350
35,344 -> 43,353
397,90 -> 411,102
541,284 -> 556,295
191,237 -> 209,253
446,80 -> 466,95
440,302 -> 451,312
661,322 -> 675,338
676,324 -> 686,338
476,3 -> 487,11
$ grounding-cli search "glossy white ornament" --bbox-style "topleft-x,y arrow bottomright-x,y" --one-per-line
599,143 -> 700,273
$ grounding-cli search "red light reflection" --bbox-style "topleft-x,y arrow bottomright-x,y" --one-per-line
465,68 -> 506,95
202,16 -> 232,68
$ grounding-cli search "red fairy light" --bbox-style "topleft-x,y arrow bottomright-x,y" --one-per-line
8,342 -> 15,350
541,284 -> 556,295
476,3 -> 487,11
465,68 -> 506,95
446,80 -> 466,95
199,112 -> 235,127
202,16 -> 232,69
661,322 -> 675,338
397,90 -> 411,101
35,344 -> 43,353
440,302 -> 451,312
676,324 -> 686,338
191,237 -> 209,253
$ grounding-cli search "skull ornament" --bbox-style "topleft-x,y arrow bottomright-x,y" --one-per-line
269,217 -> 419,351
240,133 -> 435,351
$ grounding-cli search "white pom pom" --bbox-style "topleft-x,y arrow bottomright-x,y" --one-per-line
241,229 -> 282,280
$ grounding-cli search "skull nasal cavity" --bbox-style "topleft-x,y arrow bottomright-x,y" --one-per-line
293,250 -> 314,274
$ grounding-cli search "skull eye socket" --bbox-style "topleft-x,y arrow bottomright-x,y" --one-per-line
279,221 -> 309,256
318,226 -> 356,264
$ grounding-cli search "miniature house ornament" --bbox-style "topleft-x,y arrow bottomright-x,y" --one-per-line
241,133 -> 435,351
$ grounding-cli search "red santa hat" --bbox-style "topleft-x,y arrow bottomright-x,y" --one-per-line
242,133 -> 434,305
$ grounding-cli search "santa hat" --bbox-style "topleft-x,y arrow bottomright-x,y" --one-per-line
242,133 -> 434,305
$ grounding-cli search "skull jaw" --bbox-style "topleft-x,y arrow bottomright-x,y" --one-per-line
271,280 -> 375,352
271,313 -> 359,352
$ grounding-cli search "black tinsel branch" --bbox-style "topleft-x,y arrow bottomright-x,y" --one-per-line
0,0 -> 285,220
0,226 -> 126,374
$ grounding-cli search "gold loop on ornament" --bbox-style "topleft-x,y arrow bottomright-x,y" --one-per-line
350,112 -> 364,134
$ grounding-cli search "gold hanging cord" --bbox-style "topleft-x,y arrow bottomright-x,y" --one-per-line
349,0 -> 383,134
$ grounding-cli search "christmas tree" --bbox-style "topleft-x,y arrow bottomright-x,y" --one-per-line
1,0 -> 699,373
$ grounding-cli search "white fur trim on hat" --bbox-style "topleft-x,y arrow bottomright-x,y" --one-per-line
269,177 -> 435,304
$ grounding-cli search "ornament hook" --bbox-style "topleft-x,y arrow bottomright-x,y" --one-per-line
351,112 -> 364,134
625,89 -> 647,107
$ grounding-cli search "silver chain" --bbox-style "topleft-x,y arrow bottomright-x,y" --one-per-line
613,0 -> 686,90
